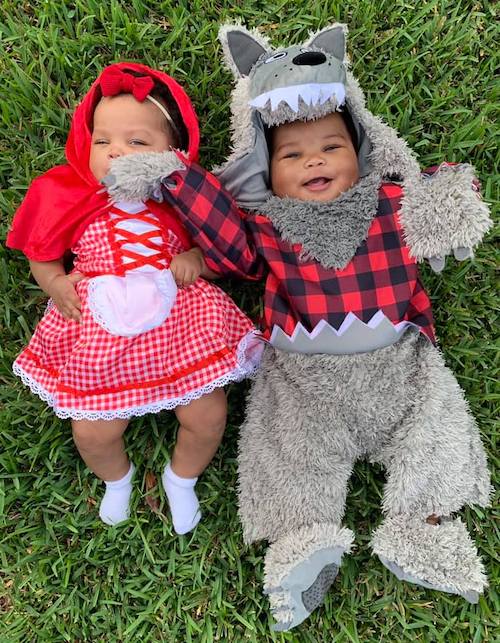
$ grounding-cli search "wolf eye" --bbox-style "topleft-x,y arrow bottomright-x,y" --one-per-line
264,51 -> 288,64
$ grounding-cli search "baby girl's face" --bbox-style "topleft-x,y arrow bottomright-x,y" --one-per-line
89,94 -> 173,182
270,112 -> 359,202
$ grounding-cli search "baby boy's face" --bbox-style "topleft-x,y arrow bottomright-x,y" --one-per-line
89,94 -> 173,183
270,112 -> 359,202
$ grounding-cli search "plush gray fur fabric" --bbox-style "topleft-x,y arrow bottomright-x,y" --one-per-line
237,333 -> 491,545
264,522 -> 354,590
260,172 -> 381,270
264,522 -> 354,630
105,151 -> 186,203
400,163 -> 492,260
371,515 -> 487,598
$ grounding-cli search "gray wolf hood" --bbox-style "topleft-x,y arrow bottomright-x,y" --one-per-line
216,23 -> 420,209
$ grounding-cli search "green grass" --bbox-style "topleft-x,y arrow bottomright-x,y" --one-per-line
0,1 -> 498,641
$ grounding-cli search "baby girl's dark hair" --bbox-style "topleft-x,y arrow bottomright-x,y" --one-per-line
123,68 -> 188,150
90,68 -> 189,151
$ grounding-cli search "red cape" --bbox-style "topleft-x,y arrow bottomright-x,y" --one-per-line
6,62 -> 199,260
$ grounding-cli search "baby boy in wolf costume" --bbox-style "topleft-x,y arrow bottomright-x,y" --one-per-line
106,24 -> 492,631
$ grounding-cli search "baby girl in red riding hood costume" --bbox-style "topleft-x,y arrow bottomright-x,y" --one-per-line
6,63 -> 262,531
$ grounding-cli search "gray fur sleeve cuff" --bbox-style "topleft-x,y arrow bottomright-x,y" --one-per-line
104,151 -> 186,203
399,163 -> 492,262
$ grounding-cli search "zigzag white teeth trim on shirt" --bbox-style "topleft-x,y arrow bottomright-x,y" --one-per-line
269,312 -> 420,355
249,83 -> 346,112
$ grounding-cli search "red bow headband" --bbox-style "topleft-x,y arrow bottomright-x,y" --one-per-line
100,67 -> 154,101
98,66 -> 181,143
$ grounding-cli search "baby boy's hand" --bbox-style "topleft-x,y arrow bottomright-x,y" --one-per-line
47,273 -> 84,321
170,249 -> 205,287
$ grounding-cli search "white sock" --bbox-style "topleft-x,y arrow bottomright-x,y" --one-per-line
162,463 -> 201,535
99,462 -> 135,526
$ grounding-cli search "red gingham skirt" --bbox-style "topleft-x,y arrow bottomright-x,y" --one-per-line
13,276 -> 261,420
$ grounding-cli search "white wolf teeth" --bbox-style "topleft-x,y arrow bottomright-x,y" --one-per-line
269,311 -> 418,355
249,83 -> 345,113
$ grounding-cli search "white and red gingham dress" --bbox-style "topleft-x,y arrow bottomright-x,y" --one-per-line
13,202 -> 262,420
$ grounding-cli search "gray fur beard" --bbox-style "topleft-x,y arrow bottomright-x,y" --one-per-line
104,151 -> 186,203
259,172 -> 381,270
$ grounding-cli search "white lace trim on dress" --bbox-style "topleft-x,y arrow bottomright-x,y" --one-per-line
13,331 -> 264,420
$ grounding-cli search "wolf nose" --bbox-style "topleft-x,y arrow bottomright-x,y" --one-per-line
292,52 -> 326,66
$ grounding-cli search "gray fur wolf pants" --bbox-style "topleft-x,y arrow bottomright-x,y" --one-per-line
238,331 -> 491,630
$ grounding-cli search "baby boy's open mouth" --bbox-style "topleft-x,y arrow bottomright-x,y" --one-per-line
303,176 -> 332,191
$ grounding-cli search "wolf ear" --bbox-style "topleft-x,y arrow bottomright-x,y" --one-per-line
218,24 -> 270,78
305,23 -> 347,61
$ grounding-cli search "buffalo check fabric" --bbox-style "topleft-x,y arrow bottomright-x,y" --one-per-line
163,163 -> 435,343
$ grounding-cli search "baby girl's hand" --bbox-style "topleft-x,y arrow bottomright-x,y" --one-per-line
170,248 -> 205,287
47,273 -> 84,321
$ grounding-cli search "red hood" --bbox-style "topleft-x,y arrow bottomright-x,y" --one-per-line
66,61 -> 200,185
7,62 -> 198,260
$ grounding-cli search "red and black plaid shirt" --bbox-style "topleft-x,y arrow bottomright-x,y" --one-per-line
165,162 -> 435,343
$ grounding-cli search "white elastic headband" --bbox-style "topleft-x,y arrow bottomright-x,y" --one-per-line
146,95 -> 181,144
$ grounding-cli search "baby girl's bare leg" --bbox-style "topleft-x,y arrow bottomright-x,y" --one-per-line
162,388 -> 227,534
72,419 -> 133,526
172,387 -> 227,477
72,418 -> 129,480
